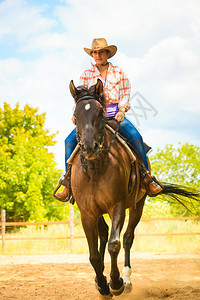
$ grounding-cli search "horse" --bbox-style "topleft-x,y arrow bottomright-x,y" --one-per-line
68,79 -> 200,298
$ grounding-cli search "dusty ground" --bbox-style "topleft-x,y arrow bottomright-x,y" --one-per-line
0,252 -> 200,300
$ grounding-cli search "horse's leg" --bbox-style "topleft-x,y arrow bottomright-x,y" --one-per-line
108,203 -> 125,296
81,214 -> 111,297
98,216 -> 109,269
122,195 -> 146,293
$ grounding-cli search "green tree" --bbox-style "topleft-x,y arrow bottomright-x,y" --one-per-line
0,102 -> 68,221
148,143 -> 200,216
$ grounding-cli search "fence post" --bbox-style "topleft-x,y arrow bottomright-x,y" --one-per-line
70,206 -> 74,252
1,210 -> 6,254
135,225 -> 140,251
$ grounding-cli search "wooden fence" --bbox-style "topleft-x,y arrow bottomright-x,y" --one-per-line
1,209 -> 200,253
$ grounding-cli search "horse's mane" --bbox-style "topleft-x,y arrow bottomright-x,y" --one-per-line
76,85 -> 107,111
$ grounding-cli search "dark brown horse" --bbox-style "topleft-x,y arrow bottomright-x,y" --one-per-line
69,79 -> 199,298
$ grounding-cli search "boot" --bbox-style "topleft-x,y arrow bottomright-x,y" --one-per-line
141,170 -> 163,196
55,186 -> 69,201
148,182 -> 162,195
53,165 -> 73,202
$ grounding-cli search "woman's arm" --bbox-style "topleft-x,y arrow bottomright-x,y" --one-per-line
115,70 -> 131,122
118,70 -> 131,111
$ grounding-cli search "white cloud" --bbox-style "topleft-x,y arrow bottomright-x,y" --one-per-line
0,58 -> 23,74
0,53 -> 80,122
55,0 -> 200,50
115,36 -> 200,114
0,0 -> 56,43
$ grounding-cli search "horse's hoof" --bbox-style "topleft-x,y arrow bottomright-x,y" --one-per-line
110,283 -> 124,296
110,278 -> 124,296
98,293 -> 113,299
123,266 -> 132,293
124,283 -> 133,294
95,280 -> 111,297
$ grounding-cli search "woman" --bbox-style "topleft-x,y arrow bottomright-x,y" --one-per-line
55,38 -> 162,201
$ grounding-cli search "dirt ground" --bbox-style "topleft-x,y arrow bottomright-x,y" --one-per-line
0,252 -> 200,300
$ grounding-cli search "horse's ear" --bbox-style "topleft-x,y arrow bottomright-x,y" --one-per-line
69,80 -> 78,101
95,79 -> 104,99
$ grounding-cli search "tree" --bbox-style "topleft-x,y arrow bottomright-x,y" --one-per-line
0,102 -> 68,221
148,143 -> 200,216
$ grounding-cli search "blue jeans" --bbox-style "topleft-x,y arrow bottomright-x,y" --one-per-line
65,128 -> 77,171
119,117 -> 149,170
64,117 -> 149,171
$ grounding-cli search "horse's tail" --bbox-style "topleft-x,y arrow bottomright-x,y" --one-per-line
159,183 -> 200,211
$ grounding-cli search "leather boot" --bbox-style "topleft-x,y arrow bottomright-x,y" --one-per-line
148,182 -> 162,195
141,170 -> 163,196
53,165 -> 73,203
55,186 -> 69,201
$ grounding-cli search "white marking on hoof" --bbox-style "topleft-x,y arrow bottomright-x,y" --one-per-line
85,103 -> 90,110
123,266 -> 132,294
123,266 -> 132,284
124,282 -> 132,294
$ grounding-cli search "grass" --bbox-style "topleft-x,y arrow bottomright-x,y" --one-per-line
135,219 -> 200,252
1,218 -> 200,255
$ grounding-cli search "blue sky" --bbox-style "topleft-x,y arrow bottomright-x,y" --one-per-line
0,0 -> 200,171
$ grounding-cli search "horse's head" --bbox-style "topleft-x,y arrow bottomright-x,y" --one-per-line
70,79 -> 106,160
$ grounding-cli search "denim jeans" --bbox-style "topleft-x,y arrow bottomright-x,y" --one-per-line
119,117 -> 149,170
65,128 -> 77,171
64,117 -> 149,171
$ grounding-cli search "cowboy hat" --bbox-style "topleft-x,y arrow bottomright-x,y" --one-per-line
84,38 -> 117,58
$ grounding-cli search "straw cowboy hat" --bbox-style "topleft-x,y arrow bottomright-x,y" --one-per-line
84,38 -> 117,59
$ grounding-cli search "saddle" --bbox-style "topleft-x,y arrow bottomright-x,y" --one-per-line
106,118 -> 152,155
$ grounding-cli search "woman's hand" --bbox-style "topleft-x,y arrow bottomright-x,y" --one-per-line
72,115 -> 76,124
115,112 -> 125,122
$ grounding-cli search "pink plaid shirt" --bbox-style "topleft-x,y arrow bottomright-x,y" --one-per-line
79,63 -> 131,111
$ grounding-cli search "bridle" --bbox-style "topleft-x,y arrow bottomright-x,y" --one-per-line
74,95 -> 120,172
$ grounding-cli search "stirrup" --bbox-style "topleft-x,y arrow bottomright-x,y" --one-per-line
69,195 -> 75,205
151,175 -> 164,189
53,179 -> 70,202
142,172 -> 163,197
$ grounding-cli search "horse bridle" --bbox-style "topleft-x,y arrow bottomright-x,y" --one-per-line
74,95 -> 120,171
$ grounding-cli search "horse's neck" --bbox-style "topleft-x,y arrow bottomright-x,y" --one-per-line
85,133 -> 112,175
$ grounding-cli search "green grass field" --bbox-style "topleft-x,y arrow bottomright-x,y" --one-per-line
1,218 -> 200,255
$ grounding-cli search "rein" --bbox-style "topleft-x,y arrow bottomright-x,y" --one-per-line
104,119 -> 120,152
75,96 -> 120,172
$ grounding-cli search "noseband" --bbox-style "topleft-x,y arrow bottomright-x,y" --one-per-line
75,95 -> 120,172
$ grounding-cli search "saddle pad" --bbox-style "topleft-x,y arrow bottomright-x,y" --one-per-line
67,144 -> 80,164
67,125 -> 136,164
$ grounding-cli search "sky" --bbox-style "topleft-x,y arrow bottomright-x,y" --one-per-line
0,0 -> 200,171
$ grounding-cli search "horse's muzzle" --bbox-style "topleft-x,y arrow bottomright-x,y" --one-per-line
81,142 -> 101,160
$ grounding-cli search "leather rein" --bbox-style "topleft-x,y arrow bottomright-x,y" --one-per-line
74,95 -> 120,172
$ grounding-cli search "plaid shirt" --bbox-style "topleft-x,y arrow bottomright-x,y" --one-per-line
79,63 -> 131,111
